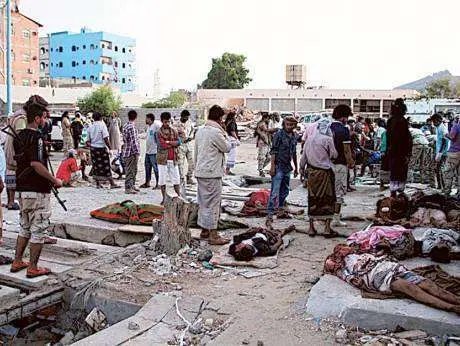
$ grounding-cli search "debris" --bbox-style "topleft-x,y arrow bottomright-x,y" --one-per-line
85,308 -> 107,331
202,261 -> 215,270
205,319 -> 214,328
304,274 -> 320,284
335,328 -> 348,343
128,321 -> 140,330
198,249 -> 213,262
189,262 -> 198,268
242,340 -> 250,345
59,331 -> 74,345
393,330 -> 427,340
257,341 -> 264,346
74,331 -> 91,342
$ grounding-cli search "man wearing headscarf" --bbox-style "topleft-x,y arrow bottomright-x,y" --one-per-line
300,118 -> 339,237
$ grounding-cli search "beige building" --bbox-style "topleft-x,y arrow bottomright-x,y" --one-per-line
197,88 -> 419,117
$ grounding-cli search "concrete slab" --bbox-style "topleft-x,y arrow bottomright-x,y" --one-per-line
306,274 -> 460,335
0,260 -> 71,290
73,294 -> 176,346
121,322 -> 175,345
0,285 -> 20,306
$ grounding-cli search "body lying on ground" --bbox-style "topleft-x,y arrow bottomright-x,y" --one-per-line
324,244 -> 460,315
229,225 -> 295,261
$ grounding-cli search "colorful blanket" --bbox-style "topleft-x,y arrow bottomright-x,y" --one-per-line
90,200 -> 165,225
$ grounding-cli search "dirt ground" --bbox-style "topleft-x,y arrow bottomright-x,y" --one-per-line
53,139 -> 380,345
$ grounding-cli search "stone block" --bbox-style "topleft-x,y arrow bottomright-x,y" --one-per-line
306,275 -> 460,336
0,285 -> 20,307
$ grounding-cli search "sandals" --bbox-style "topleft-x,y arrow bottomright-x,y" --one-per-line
7,202 -> 20,211
200,230 -> 210,239
26,267 -> 51,278
10,261 -> 30,273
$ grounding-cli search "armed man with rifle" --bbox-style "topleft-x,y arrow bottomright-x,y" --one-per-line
9,95 -> 63,278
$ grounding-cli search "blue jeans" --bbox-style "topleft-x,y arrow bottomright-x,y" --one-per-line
267,168 -> 291,216
145,153 -> 159,184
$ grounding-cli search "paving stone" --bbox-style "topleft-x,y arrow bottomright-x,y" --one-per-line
306,274 -> 460,336
0,285 -> 20,307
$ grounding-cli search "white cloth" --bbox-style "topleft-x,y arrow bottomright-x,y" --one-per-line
146,121 -> 161,155
158,160 -> 180,186
87,121 -> 109,148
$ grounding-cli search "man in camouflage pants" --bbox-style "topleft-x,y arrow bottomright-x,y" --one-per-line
255,113 -> 278,177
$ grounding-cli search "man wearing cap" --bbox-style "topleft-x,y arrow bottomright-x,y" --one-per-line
266,116 -> 298,228
431,113 -> 450,190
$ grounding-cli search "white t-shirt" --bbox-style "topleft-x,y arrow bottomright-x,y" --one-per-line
88,121 -> 109,148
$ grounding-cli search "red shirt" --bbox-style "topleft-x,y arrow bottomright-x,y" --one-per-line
56,158 -> 79,183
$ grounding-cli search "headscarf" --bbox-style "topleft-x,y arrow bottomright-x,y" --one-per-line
316,117 -> 332,137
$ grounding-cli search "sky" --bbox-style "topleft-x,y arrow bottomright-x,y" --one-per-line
21,0 -> 460,96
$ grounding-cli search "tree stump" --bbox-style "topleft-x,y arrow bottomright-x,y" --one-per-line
152,194 -> 198,255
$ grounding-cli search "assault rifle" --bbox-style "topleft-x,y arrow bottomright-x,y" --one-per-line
1,125 -> 67,211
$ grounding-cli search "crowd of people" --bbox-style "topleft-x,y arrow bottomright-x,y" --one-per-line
0,94 -> 458,280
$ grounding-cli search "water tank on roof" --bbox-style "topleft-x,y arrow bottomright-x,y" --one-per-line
286,65 -> 307,88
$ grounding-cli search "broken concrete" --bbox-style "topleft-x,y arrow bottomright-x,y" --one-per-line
306,274 -> 460,335
0,285 -> 20,306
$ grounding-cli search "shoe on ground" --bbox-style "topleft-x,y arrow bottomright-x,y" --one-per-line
133,187 -> 140,192
26,267 -> 51,278
140,183 -> 151,188
10,261 -> 30,273
125,189 -> 138,194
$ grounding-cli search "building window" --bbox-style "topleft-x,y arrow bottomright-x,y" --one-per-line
58,46 -> 63,53
114,61 -> 118,67
72,61 -> 77,67
11,51 -> 15,61
40,47 -> 46,55
40,62 -> 46,71
122,48 -> 126,53
102,76 -> 105,81
122,63 -> 126,68
50,63 -> 54,67
90,60 -> 95,65
82,60 -> 86,65
90,75 -> 95,80
122,77 -> 126,84
22,79 -> 30,86
58,62 -> 63,68
90,44 -> 95,50
72,45 -> 77,51
114,46 -> 118,52
22,30 -> 30,38
82,76 -> 86,80
83,45 -> 86,49
22,54 -> 30,62
50,48 -> 53,52
101,43 -> 105,48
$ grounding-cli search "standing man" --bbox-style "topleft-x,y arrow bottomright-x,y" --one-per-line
140,113 -> 160,189
330,105 -> 355,227
61,111 -> 73,154
443,116 -> 459,198
10,95 -> 62,278
156,112 -> 182,204
71,112 -> 84,149
195,105 -> 231,245
122,110 -> 140,194
432,113 -> 450,190
266,116 -> 299,228
255,112 -> 278,177
175,110 -> 195,185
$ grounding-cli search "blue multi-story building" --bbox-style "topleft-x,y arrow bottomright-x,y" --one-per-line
47,28 -> 136,92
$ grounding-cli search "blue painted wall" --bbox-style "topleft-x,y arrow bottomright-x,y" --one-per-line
49,28 -> 136,92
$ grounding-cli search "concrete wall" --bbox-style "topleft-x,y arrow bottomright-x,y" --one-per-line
246,98 -> 269,111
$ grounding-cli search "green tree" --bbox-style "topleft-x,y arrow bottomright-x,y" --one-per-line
201,52 -> 252,89
423,78 -> 452,98
142,91 -> 187,108
77,86 -> 122,116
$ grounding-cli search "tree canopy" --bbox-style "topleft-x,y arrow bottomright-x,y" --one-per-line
77,86 -> 122,116
423,78 -> 453,98
201,52 -> 252,89
142,91 -> 187,108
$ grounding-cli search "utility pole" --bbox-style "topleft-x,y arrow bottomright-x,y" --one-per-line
6,0 -> 12,115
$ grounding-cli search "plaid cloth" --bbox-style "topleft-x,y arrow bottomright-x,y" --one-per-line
122,122 -> 140,158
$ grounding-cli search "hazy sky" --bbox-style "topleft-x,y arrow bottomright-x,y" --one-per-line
21,0 -> 459,95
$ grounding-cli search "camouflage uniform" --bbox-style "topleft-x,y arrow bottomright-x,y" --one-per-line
174,120 -> 195,183
255,120 -> 272,174
409,144 -> 434,185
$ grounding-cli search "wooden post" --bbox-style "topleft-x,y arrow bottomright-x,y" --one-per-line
152,194 -> 198,255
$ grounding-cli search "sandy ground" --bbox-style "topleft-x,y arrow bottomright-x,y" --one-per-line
5,138 -> 382,345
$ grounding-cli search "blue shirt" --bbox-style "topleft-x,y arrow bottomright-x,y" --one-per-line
330,121 -> 351,165
436,123 -> 450,155
270,129 -> 297,173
